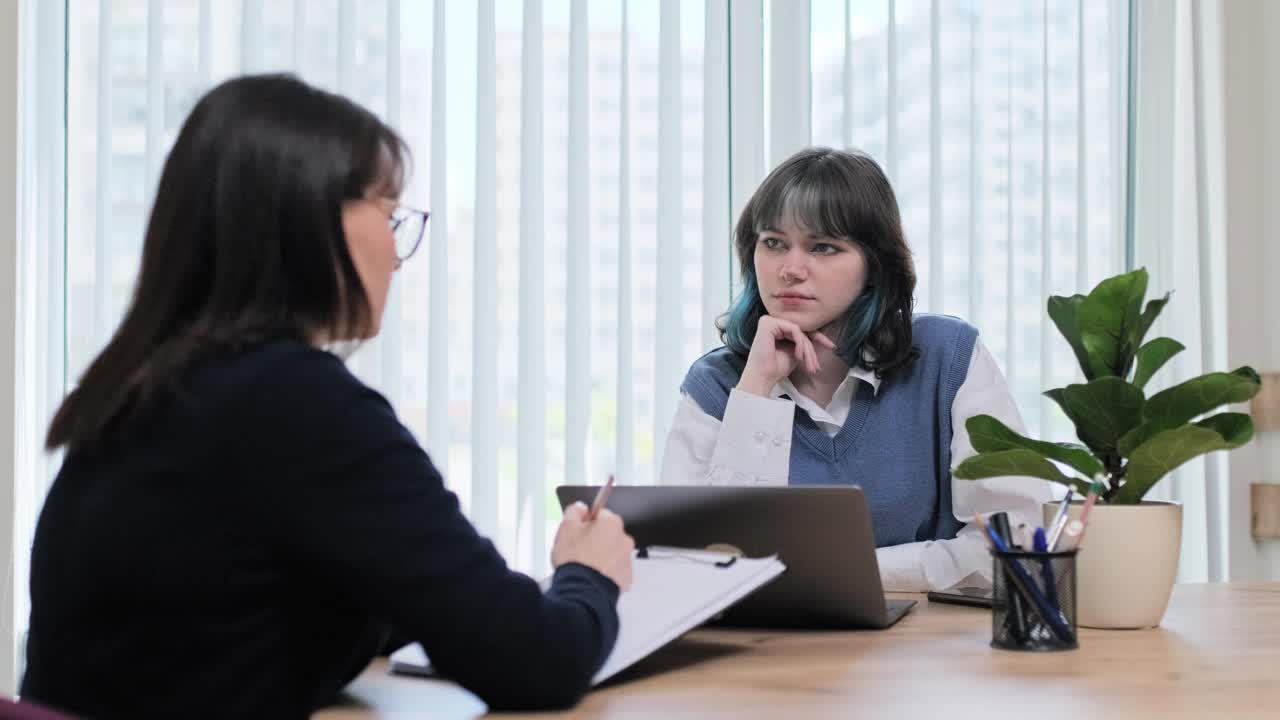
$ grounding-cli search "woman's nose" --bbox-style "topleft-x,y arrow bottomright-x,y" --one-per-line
779,253 -> 807,282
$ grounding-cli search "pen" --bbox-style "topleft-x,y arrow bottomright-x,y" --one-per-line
988,512 -> 1028,642
1032,527 -> 1061,614
1081,479 -> 1102,516
1062,480 -> 1103,549
587,474 -> 616,521
1045,489 -> 1074,551
989,512 -> 1015,548
979,517 -> 1074,643
1015,523 -> 1032,551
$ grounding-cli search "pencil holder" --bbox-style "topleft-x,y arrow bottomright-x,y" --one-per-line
990,549 -> 1078,651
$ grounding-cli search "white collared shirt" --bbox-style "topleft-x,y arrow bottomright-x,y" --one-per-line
659,339 -> 1054,592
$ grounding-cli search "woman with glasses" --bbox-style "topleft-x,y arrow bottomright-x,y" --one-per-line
22,74 -> 634,718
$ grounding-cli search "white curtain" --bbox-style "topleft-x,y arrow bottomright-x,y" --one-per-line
47,0 -> 1133,582
12,2 -> 1138,685
11,0 -> 69,694
1128,0 -> 1236,582
57,0 -> 722,576
6,0 -> 1147,694
763,0 -> 1132,462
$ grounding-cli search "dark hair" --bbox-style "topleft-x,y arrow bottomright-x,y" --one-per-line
47,73 -> 409,454
718,147 -> 918,377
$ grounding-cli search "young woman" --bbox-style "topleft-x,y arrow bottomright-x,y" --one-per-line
661,147 -> 1051,593
22,74 -> 633,718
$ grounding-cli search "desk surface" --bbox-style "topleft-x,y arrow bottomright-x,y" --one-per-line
318,582 -> 1280,719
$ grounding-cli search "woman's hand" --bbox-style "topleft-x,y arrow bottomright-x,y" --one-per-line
736,316 -> 836,396
550,502 -> 635,591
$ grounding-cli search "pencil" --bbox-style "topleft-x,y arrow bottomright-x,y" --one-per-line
975,513 -> 992,545
587,474 -> 616,521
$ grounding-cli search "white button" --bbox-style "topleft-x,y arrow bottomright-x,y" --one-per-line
753,431 -> 767,443
772,436 -> 784,446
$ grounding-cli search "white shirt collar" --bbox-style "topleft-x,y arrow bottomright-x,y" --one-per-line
763,363 -> 876,435
849,365 -> 881,394
768,364 -> 880,401
768,361 -> 880,397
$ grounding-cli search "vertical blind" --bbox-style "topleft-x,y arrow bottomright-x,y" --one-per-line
804,0 -> 1131,441
14,0 -> 70,688
63,0 -> 716,576
54,0 -> 1129,582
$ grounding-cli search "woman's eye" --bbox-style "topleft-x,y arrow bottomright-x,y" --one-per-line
761,237 -> 783,250
812,242 -> 838,255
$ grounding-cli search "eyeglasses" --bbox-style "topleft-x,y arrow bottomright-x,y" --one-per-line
389,205 -> 430,262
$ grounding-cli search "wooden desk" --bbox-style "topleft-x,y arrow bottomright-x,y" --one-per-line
318,583 -> 1280,719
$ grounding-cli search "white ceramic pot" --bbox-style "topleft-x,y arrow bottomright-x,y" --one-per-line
1042,500 -> 1182,629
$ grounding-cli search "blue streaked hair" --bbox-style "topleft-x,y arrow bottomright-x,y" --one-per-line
718,147 -> 918,378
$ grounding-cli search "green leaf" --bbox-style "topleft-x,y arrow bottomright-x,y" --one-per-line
1077,269 -> 1149,378
965,415 -> 1104,479
1043,378 -> 1145,453
1118,369 -> 1257,456
1111,414 -> 1256,503
1142,366 -> 1262,430
1044,388 -> 1108,454
1117,423 -> 1156,458
1133,291 -> 1172,350
1194,411 -> 1256,444
953,449 -> 1089,494
1131,337 -> 1184,389
1047,294 -> 1094,379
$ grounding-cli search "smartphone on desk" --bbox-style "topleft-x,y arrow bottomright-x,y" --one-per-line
926,586 -> 993,608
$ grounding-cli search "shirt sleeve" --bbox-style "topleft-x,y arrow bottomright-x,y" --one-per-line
875,339 -> 1056,592
239,347 -> 619,711
660,390 -> 794,486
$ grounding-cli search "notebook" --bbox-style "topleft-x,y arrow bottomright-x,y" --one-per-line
390,548 -> 785,686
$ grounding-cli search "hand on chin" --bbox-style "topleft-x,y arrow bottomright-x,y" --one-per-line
767,308 -> 823,334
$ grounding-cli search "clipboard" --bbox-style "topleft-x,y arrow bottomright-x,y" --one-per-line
390,547 -> 786,686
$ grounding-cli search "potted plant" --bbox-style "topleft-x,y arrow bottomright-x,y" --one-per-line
952,268 -> 1261,628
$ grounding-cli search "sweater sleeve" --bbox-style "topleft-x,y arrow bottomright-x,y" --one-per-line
237,345 -> 619,710
876,339 -> 1055,591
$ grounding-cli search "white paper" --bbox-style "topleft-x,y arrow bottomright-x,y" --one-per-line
389,548 -> 786,687
593,548 -> 785,684
389,642 -> 434,677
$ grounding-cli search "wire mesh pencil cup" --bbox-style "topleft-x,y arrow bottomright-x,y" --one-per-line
990,549 -> 1079,651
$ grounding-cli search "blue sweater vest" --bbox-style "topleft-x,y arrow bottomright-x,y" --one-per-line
679,314 -> 978,547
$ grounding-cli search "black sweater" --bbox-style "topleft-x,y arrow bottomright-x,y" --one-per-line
21,339 -> 619,718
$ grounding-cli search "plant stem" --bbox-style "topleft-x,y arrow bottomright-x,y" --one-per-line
1103,453 -> 1125,502
1103,453 -> 1124,479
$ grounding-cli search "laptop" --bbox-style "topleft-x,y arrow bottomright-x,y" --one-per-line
554,485 -> 915,629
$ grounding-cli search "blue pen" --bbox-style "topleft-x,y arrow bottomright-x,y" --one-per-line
983,523 -> 1074,643
1032,527 -> 1062,614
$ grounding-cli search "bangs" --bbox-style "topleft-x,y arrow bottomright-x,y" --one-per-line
350,124 -> 411,199
751,154 -> 887,244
